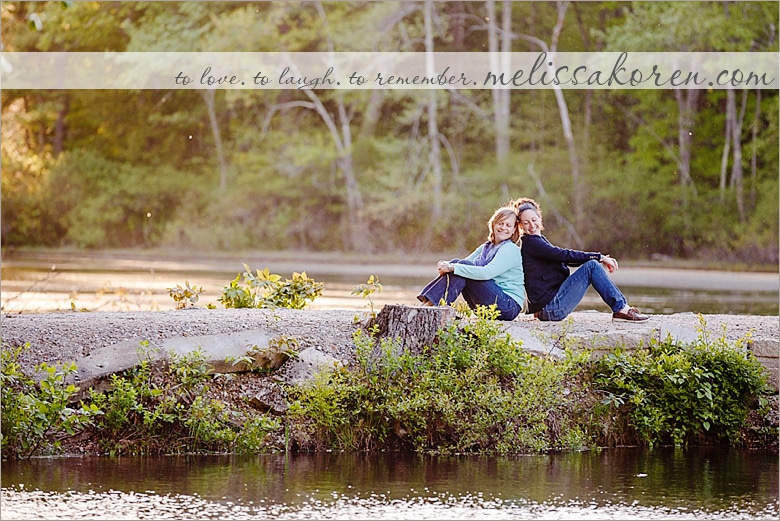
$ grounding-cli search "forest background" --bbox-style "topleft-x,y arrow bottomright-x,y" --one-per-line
2,1 -> 778,268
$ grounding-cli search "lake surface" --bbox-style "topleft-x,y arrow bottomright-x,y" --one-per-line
2,448 -> 778,520
2,251 -> 778,315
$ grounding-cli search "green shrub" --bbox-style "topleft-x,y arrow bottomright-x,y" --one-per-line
287,306 -> 592,454
590,319 -> 771,447
236,415 -> 283,454
1,344 -> 100,459
86,343 -> 282,455
218,264 -> 324,310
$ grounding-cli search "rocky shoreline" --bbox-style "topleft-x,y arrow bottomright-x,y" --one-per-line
2,307 -> 778,456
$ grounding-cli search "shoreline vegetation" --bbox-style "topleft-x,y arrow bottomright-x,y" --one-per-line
1,304 -> 778,461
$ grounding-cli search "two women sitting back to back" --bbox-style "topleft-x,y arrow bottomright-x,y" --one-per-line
417,198 -> 649,322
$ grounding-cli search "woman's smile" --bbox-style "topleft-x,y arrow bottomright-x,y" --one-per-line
519,210 -> 542,236
493,218 -> 517,242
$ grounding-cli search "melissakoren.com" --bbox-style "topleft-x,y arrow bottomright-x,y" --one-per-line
481,52 -> 777,89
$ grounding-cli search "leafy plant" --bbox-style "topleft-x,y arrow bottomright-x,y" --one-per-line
167,280 -> 204,310
85,343 -> 283,455
235,415 -> 283,454
1,344 -> 101,459
590,319 -> 771,447
351,275 -> 383,316
218,264 -> 324,310
227,337 -> 298,373
287,306 -> 591,454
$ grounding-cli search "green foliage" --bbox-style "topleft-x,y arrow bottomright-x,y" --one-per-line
218,264 -> 324,310
3,311 -> 775,457
44,149 -> 191,248
351,275 -> 383,316
168,280 -> 204,310
598,2 -> 775,52
1,344 -> 100,459
85,343 -> 282,455
1,1 -> 778,261
287,307 -> 591,454
590,319 -> 771,447
227,337 -> 298,374
235,415 -> 283,454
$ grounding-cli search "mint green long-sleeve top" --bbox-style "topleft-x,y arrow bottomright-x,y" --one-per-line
452,241 -> 525,308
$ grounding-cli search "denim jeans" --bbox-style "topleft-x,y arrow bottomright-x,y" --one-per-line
537,260 -> 627,321
417,260 -> 521,321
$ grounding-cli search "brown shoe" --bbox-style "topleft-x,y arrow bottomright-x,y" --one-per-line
612,307 -> 649,322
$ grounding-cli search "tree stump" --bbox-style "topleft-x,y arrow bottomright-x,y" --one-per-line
367,304 -> 457,357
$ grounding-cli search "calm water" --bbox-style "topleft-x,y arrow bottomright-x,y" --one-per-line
1,262 -> 778,316
1,448 -> 778,519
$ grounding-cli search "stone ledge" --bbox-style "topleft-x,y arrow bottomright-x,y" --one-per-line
3,308 -> 776,391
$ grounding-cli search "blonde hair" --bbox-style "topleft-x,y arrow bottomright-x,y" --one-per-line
487,207 -> 520,244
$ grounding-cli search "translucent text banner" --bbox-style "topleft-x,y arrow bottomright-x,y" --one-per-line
2,51 -> 777,90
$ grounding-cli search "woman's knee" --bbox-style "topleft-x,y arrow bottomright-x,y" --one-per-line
583,259 -> 601,270
581,259 -> 608,278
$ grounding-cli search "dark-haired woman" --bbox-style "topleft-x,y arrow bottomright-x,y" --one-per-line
513,197 -> 648,322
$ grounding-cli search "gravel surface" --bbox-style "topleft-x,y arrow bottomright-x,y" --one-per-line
2,308 -> 777,373
1,308 -> 362,372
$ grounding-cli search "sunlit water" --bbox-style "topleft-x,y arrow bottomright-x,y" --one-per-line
2,449 -> 778,520
2,263 -> 778,315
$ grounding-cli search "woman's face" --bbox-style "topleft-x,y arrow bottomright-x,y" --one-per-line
519,209 -> 543,236
493,214 -> 517,243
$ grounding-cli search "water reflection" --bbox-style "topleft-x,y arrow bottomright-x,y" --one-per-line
2,448 -> 778,519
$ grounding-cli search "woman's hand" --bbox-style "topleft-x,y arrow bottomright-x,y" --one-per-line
437,260 -> 454,276
600,255 -> 618,273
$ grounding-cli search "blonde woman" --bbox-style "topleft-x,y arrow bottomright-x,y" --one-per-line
417,207 -> 525,321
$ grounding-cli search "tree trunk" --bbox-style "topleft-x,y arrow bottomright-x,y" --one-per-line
313,1 -> 370,252
719,89 -> 733,201
200,89 -> 229,191
573,3 -> 594,190
424,0 -> 443,224
488,1 -> 512,198
517,1 -> 582,229
673,88 -> 698,195
730,89 -> 748,222
367,304 -> 457,357
449,1 -> 466,50
288,86 -> 368,251
750,89 -> 761,206
551,1 -> 583,230
672,87 -> 699,248
359,89 -> 385,139
260,92 -> 368,251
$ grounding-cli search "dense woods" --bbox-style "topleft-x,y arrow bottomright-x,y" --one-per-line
2,1 -> 778,265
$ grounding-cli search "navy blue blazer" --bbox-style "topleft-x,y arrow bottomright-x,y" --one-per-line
520,234 -> 601,314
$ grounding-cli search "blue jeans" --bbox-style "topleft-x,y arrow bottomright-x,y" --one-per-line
417,260 -> 521,321
537,260 -> 627,321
